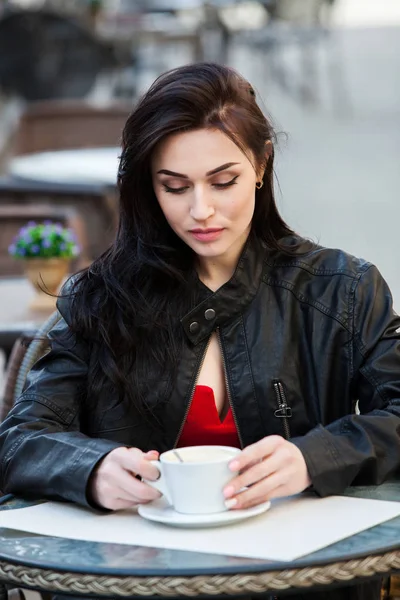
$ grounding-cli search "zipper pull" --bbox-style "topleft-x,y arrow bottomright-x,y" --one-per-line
273,381 -> 292,418
274,405 -> 292,418
273,381 -> 292,440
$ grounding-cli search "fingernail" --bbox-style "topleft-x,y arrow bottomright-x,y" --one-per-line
223,486 -> 235,499
225,498 -> 238,509
229,460 -> 240,471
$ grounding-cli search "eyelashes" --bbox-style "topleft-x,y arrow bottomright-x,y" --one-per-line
214,175 -> 239,189
163,184 -> 189,194
163,175 -> 239,195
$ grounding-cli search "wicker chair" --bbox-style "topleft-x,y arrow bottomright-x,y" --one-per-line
0,311 -> 61,600
0,311 -> 61,422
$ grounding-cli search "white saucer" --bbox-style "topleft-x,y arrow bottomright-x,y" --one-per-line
138,498 -> 271,528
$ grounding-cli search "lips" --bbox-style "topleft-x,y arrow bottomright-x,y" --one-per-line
189,228 -> 224,242
190,228 -> 223,234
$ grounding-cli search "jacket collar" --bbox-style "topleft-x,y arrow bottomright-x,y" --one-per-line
180,234 -> 267,345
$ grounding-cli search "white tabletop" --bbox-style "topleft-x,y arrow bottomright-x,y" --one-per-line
9,147 -> 120,187
0,277 -> 53,334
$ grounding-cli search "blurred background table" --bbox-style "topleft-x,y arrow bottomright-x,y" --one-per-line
9,147 -> 120,186
0,277 -> 54,361
0,100 -> 127,276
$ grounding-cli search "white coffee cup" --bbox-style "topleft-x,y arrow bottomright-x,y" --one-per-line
144,445 -> 241,514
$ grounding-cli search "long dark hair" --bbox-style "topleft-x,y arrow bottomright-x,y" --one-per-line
68,63 -> 297,418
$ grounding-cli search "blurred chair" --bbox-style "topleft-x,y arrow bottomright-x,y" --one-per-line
13,100 -> 131,155
0,310 -> 61,423
0,8 -> 117,101
267,0 -> 329,24
0,178 -> 117,268
0,203 -> 90,276
244,0 -> 348,108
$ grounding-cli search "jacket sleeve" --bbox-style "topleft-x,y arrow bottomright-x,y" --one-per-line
0,292 -> 125,507
292,264 -> 400,496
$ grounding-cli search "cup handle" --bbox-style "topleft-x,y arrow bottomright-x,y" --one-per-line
143,460 -> 173,505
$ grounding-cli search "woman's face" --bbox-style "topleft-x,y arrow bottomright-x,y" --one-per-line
152,128 -> 261,266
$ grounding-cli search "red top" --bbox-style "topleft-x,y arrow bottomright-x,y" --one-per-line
177,385 -> 241,448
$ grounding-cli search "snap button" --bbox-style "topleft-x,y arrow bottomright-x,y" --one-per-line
189,321 -> 200,334
204,308 -> 216,321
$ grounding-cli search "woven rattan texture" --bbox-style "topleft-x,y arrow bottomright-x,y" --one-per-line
0,551 -> 400,596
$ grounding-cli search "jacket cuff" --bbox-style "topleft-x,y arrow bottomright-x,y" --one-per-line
64,438 -> 126,508
291,425 -> 347,497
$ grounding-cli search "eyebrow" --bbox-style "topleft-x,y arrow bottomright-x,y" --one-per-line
156,162 -> 240,179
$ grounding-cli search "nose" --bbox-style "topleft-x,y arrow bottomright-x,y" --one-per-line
189,186 -> 215,221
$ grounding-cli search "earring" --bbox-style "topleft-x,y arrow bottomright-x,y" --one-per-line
256,181 -> 264,190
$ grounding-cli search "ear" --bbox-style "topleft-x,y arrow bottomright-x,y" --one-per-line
256,141 -> 273,181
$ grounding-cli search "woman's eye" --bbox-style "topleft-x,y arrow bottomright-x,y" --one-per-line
162,175 -> 238,193
163,184 -> 189,194
213,175 -> 239,189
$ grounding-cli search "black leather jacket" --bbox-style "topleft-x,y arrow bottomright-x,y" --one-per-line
1,236 -> 400,506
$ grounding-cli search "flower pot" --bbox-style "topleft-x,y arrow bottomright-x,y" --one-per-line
24,258 -> 70,311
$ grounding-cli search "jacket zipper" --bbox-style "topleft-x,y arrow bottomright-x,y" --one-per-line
217,328 -> 244,449
273,380 -> 292,440
173,336 -> 212,448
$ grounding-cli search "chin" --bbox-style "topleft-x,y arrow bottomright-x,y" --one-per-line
188,239 -> 228,256
195,247 -> 226,258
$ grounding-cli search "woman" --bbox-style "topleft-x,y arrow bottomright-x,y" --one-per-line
0,63 -> 399,599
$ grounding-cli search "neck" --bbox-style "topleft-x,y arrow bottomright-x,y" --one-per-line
196,231 -> 250,292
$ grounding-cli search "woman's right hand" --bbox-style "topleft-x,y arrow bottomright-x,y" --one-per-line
90,447 -> 162,510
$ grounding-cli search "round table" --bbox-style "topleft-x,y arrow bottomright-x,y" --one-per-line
0,483 -> 399,598
9,147 -> 120,187
0,277 -> 58,362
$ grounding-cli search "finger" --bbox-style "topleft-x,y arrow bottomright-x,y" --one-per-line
224,446 -> 290,498
227,469 -> 288,510
113,487 -> 154,504
228,436 -> 285,473
267,484 -> 291,500
230,484 -> 288,511
96,489 -> 139,511
114,448 -> 161,481
110,498 -> 140,511
117,469 -> 161,502
237,458 -> 262,475
144,450 -> 159,460
126,448 -> 161,481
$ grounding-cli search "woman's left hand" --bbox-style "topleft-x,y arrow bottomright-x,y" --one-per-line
223,435 -> 311,510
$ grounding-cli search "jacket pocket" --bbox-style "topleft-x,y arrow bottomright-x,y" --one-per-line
272,380 -> 292,440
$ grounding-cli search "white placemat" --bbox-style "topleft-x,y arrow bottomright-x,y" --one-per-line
1,494 -> 399,562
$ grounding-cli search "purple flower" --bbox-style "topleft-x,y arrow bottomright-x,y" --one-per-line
60,243 -> 67,251
31,244 -> 40,254
18,247 -> 26,256
43,239 -> 52,248
65,230 -> 76,241
27,221 -> 36,227
53,224 -> 64,235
